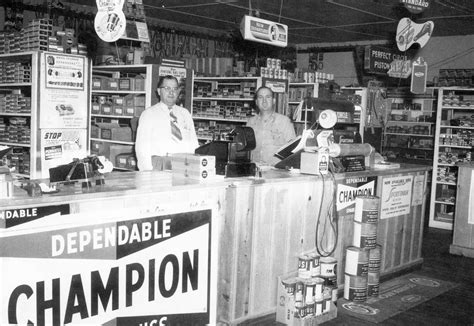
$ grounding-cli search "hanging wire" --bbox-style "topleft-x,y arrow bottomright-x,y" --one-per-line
314,171 -> 338,257
278,0 -> 284,23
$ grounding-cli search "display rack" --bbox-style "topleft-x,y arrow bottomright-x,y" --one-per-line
192,76 -> 261,142
0,51 -> 91,179
383,87 -> 437,164
90,64 -> 193,170
428,87 -> 474,229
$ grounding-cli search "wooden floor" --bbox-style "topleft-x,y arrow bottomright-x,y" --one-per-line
240,226 -> 474,325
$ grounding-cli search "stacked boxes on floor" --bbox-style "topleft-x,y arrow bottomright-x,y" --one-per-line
343,195 -> 382,302
276,251 -> 338,325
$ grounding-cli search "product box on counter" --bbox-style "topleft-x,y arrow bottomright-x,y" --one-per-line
276,271 -> 337,326
170,152 -> 216,168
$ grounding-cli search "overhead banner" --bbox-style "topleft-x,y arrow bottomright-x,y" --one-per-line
364,45 -> 408,75
0,209 -> 213,325
240,15 -> 288,47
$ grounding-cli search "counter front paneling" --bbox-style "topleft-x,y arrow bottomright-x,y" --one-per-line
0,165 -> 430,325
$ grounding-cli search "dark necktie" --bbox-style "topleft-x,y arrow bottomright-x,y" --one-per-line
169,109 -> 183,141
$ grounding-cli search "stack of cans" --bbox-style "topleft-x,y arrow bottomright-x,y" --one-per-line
280,252 -> 338,320
344,196 -> 382,302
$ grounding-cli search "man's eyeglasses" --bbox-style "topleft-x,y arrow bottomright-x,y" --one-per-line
160,86 -> 179,92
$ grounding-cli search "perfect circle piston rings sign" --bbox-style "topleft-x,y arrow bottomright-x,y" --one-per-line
94,0 -> 126,42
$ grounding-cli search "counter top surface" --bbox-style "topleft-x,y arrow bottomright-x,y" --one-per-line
0,164 -> 431,208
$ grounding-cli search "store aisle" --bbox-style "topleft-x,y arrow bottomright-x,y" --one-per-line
241,227 -> 474,325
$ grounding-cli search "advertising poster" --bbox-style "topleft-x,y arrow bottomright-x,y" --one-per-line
40,53 -> 88,129
40,129 -> 88,174
380,175 -> 414,219
45,53 -> 85,90
336,175 -> 377,219
0,209 -> 213,325
412,174 -> 425,206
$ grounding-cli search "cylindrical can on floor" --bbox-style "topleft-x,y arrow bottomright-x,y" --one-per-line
305,301 -> 315,316
294,301 -> 306,319
315,299 -> 323,316
322,294 -> 332,313
321,275 -> 338,302
308,251 -> 321,277
352,221 -> 378,249
367,271 -> 380,297
369,244 -> 382,272
295,279 -> 304,302
345,246 -> 369,276
354,195 -> 380,224
298,254 -> 312,279
320,256 -> 337,277
304,279 -> 316,303
344,273 -> 368,302
281,277 -> 297,295
313,277 -> 325,301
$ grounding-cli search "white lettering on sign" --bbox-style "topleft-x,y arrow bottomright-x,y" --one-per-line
0,208 -> 38,219
51,219 -> 171,256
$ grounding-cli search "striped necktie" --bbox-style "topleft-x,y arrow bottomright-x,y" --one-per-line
169,109 -> 182,141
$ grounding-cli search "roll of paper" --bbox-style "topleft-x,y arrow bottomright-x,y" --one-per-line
329,143 -> 373,158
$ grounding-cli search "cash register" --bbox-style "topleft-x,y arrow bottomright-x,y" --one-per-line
195,126 -> 256,177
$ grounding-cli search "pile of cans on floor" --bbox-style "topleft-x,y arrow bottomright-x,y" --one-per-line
344,195 -> 382,302
276,252 -> 338,325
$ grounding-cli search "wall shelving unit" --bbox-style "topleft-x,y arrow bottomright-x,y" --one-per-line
192,76 -> 261,142
429,87 -> 474,229
91,64 -> 193,170
0,51 -> 91,179
383,88 -> 437,164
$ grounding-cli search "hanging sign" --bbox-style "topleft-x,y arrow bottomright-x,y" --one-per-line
396,18 -> 434,52
400,0 -> 430,14
388,59 -> 412,78
410,57 -> 428,94
364,45 -> 408,75
94,0 -> 126,42
240,15 -> 288,47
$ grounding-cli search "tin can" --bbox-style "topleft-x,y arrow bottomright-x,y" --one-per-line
281,277 -> 297,295
352,221 -> 378,249
298,254 -> 312,279
345,246 -> 369,276
305,301 -> 315,316
367,271 -> 380,297
294,301 -> 306,319
343,273 -> 368,302
313,277 -> 325,301
320,256 -> 337,277
304,279 -> 316,303
369,244 -> 382,272
315,299 -> 323,316
308,251 -> 321,277
354,195 -> 380,224
295,279 -> 304,302
323,294 -> 331,313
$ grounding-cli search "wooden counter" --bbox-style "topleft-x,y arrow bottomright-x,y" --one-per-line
0,164 -> 431,325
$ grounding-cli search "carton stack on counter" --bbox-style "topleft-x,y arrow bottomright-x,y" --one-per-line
171,153 -> 216,181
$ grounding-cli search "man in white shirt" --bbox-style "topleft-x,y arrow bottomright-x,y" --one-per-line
135,75 -> 198,170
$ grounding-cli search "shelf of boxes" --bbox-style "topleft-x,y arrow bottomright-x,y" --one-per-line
0,52 -> 38,178
193,76 -> 261,141
383,87 -> 437,163
429,87 -> 474,230
90,64 -> 155,171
